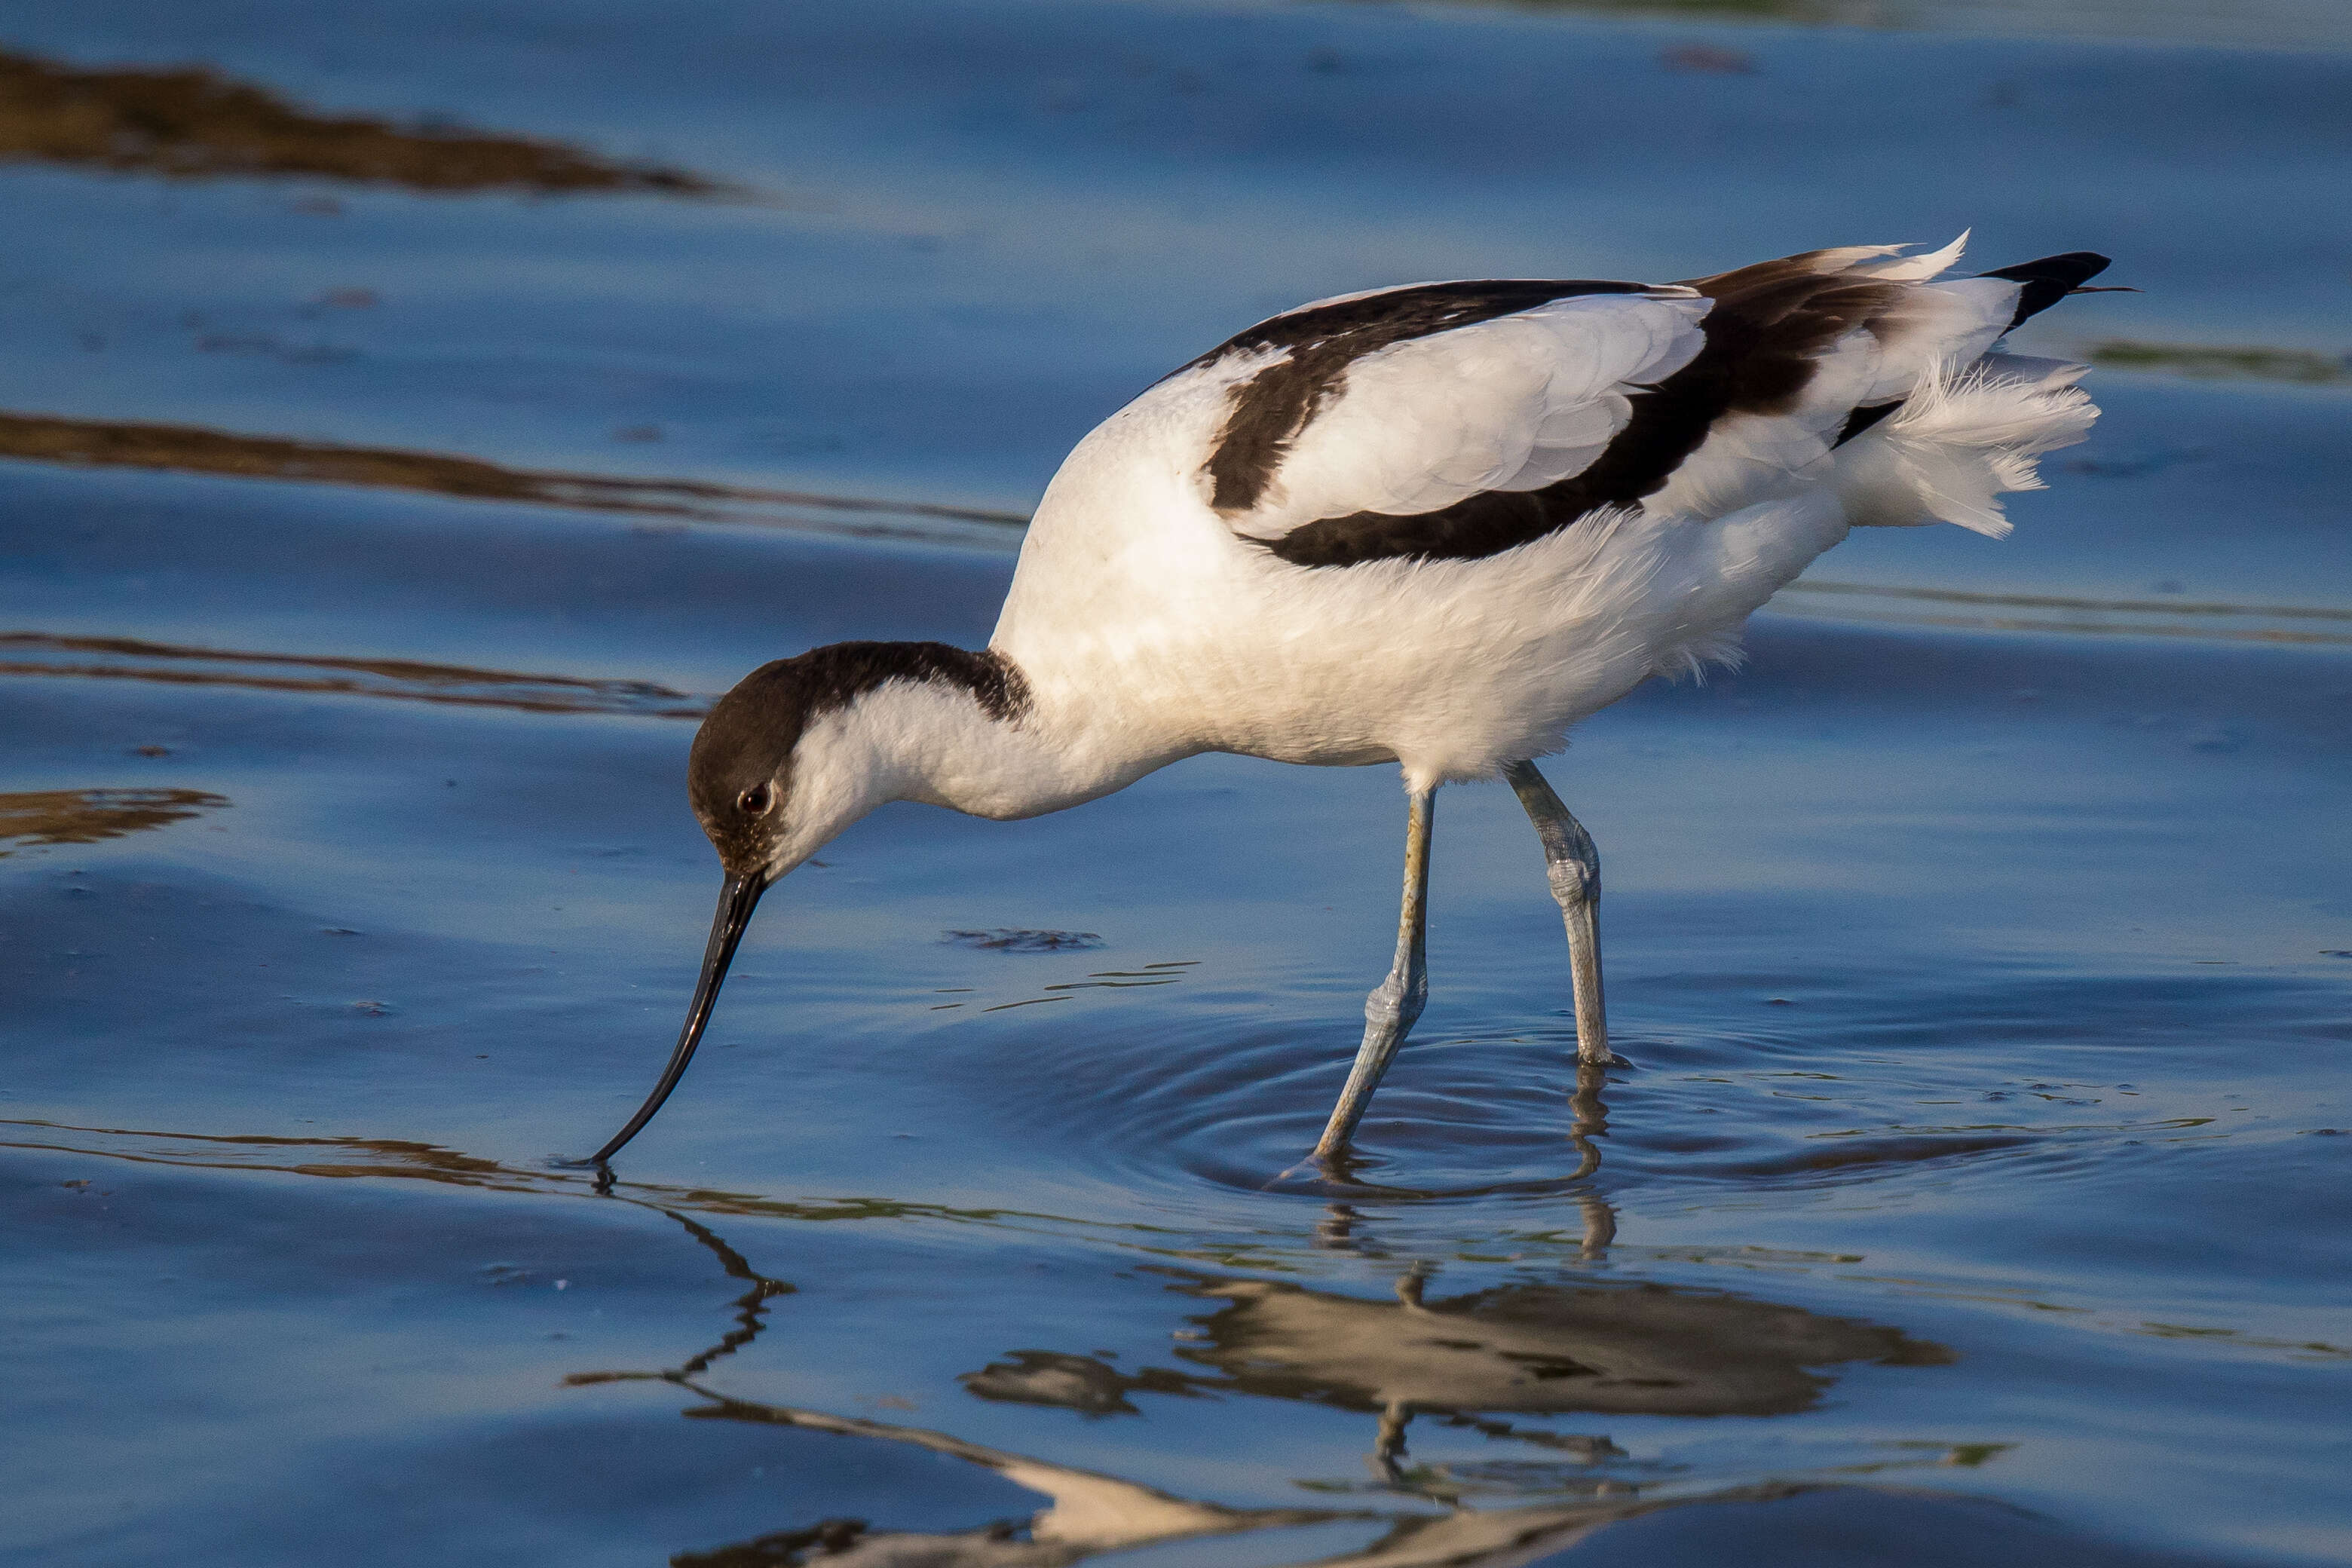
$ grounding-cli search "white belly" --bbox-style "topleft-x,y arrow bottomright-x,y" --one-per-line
996,457 -> 1850,791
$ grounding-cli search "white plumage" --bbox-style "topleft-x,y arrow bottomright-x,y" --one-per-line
1220,291 -> 1710,535
575,234 -> 2113,1170
988,235 -> 2093,797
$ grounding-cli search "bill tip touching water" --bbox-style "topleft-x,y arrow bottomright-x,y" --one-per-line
571,235 -> 2121,1170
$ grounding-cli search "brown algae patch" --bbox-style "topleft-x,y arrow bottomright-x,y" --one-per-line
0,48 -> 719,194
0,632 -> 708,719
0,412 -> 1029,545
0,787 -> 228,853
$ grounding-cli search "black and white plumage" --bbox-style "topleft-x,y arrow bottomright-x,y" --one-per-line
575,236 -> 2113,1168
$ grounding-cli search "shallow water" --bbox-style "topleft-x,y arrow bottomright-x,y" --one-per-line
3,2 -> 2349,1564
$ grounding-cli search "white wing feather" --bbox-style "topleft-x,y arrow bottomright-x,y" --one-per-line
1208,236 -> 2079,547
1217,292 -> 1711,541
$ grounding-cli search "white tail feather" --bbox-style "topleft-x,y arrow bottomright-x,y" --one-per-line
1839,355 -> 2097,537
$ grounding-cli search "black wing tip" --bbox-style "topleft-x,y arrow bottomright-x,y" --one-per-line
1979,251 -> 2119,328
1981,251 -> 2113,286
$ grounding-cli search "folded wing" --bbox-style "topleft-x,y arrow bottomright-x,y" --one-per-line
1213,289 -> 1710,547
1189,238 -> 2086,568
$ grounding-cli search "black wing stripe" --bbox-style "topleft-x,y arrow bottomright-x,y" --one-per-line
1196,279 -> 1655,516
1265,259 -> 1906,568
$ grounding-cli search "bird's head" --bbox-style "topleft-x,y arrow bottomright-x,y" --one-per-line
684,655 -> 884,886
568,641 -> 1024,1166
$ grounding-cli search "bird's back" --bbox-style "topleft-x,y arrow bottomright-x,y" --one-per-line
994,238 -> 2102,786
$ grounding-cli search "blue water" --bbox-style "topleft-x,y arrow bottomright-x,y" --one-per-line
2,3 -> 2348,1564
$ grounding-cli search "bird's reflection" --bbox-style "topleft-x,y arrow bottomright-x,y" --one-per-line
662,1381 -> 1348,1567
1318,1058 -> 1615,1258
8,1098 -> 1973,1565
550,1064 -> 1955,1564
663,1211 -> 797,1378
960,1064 -> 1943,1494
957,1351 -> 1199,1418
630,1265 -> 1952,1566
1307,1057 -> 1617,1202
653,1370 -> 1886,1567
963,1264 -> 1946,1492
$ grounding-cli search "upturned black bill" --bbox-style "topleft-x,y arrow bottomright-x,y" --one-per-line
566,871 -> 767,1166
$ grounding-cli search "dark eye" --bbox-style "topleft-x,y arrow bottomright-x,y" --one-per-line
737,783 -> 773,816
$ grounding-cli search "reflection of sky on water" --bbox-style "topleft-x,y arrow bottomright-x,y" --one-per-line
5,475 -> 2348,1557
4,1 -> 2347,613
0,1119 -> 2106,1564
1401,0 -> 2352,52
4,2 -> 2347,519
1,1 -> 2347,1564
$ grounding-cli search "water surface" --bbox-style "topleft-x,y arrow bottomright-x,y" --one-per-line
2,2 -> 2348,1564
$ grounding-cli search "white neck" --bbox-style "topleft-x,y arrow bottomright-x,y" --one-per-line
789,667 -> 1183,841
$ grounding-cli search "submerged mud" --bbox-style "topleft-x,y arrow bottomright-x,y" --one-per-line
0,47 -> 718,192
0,412 -> 1027,544
0,787 -> 228,853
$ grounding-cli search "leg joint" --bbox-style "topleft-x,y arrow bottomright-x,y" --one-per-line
1508,761 -> 1601,905
1364,974 -> 1428,1031
1545,853 -> 1600,908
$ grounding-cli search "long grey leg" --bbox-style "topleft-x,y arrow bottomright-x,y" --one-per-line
1315,787 -> 1436,1161
1505,761 -> 1609,1066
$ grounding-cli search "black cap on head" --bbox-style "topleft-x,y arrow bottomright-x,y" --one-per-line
688,640 -> 1029,876
688,660 -> 810,877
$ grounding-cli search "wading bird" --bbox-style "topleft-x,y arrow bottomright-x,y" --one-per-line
574,237 -> 2115,1168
